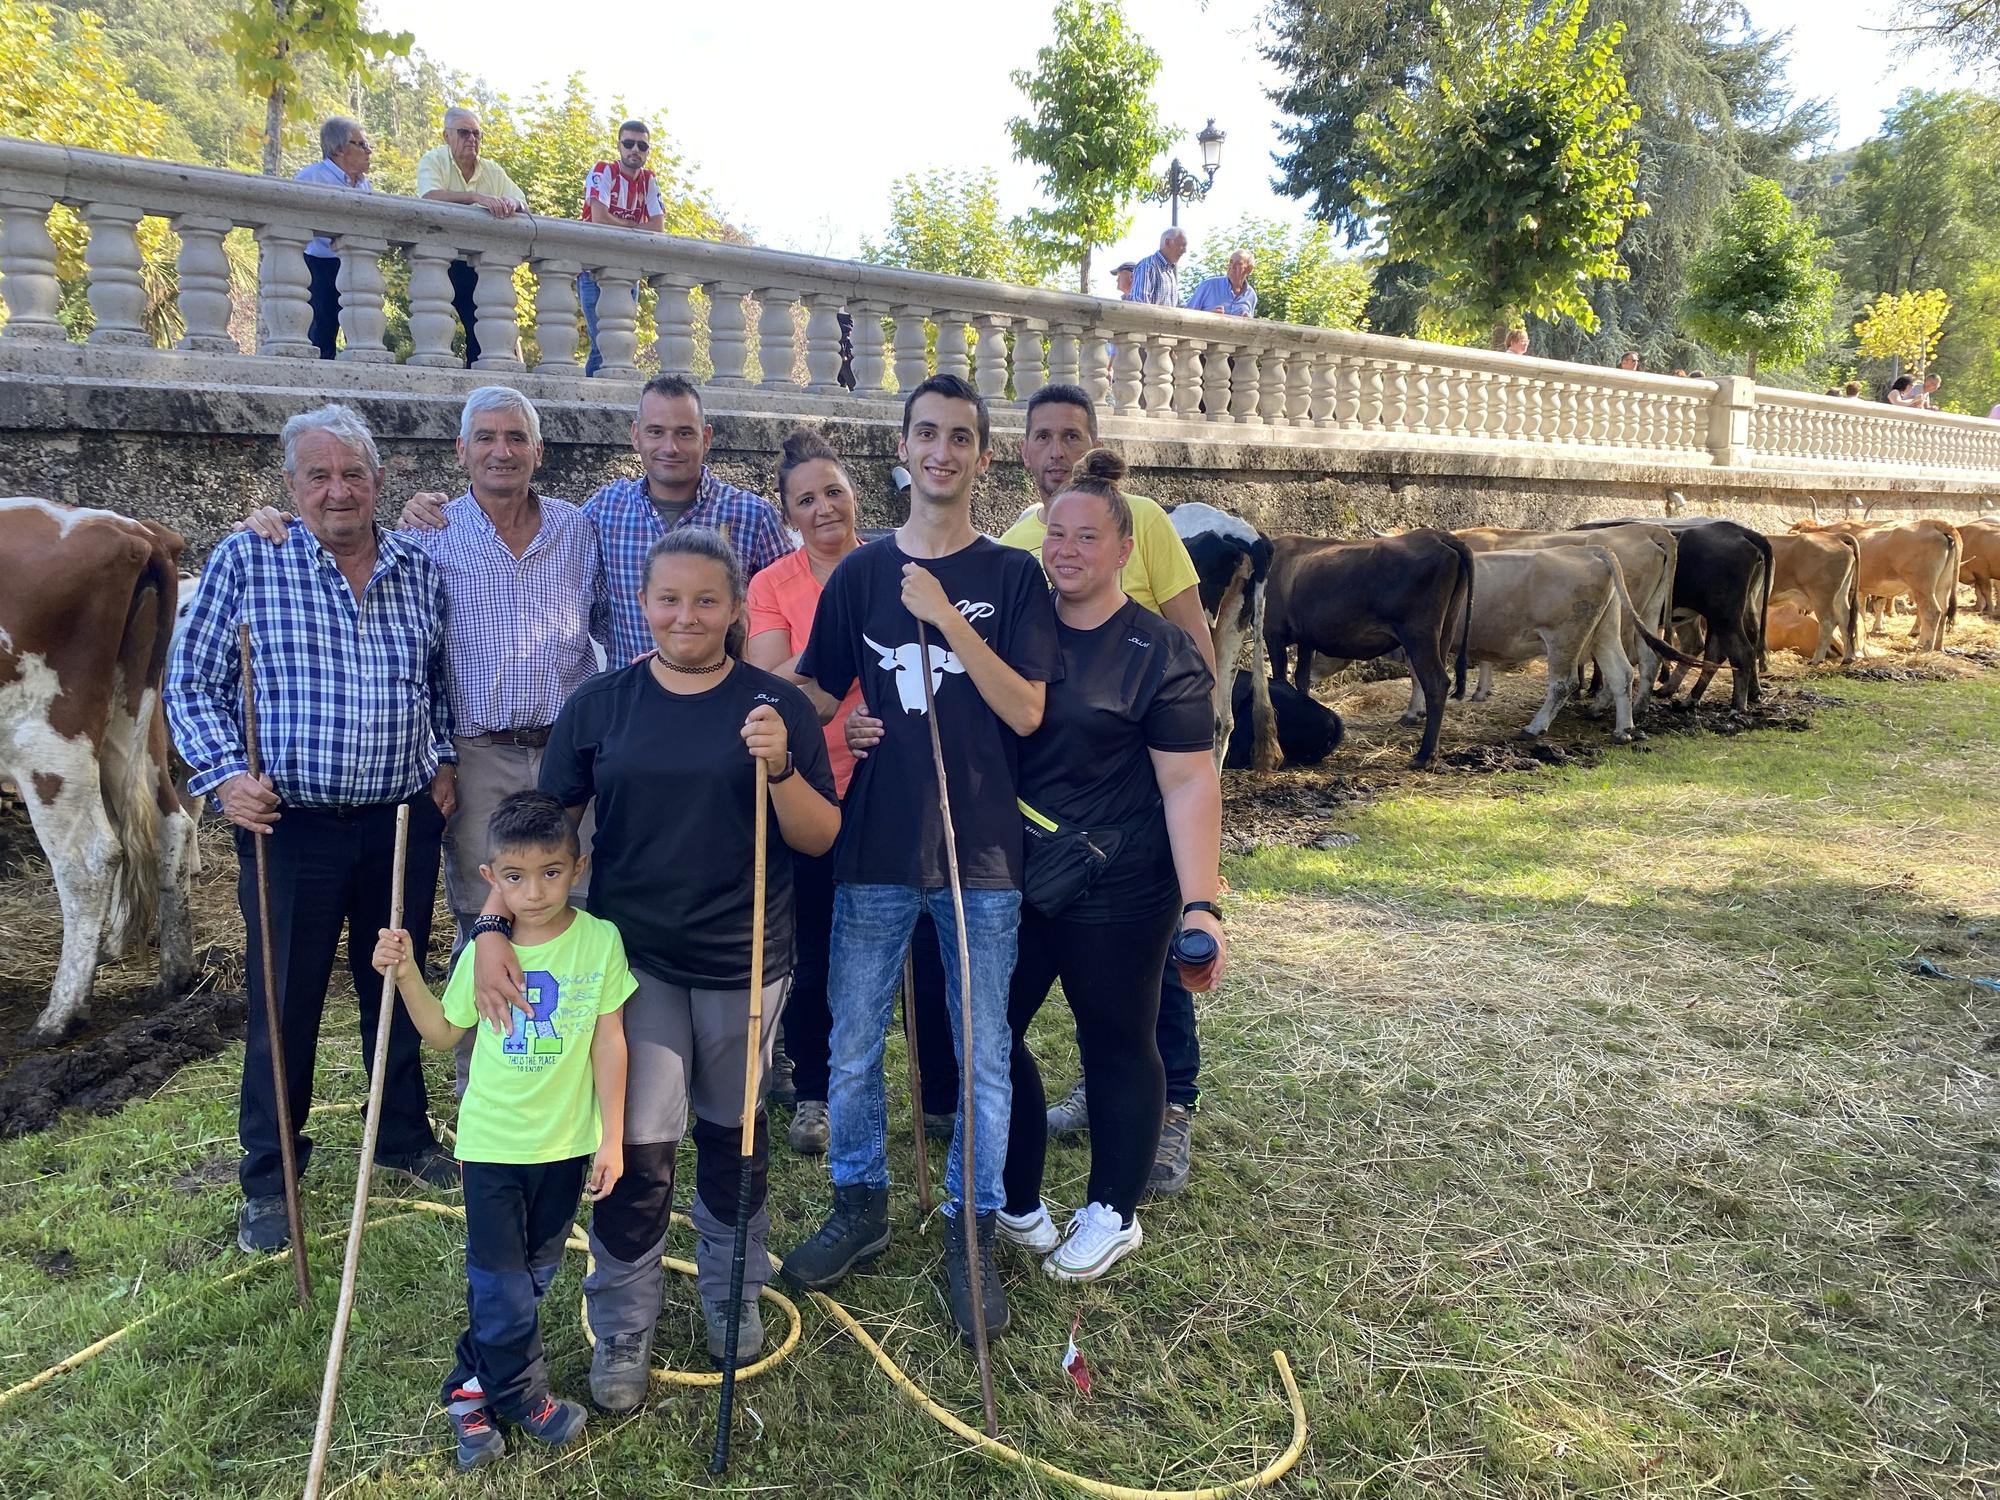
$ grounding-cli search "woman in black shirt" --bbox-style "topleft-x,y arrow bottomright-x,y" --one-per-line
999,450 -> 1227,1282
469,527 -> 839,1404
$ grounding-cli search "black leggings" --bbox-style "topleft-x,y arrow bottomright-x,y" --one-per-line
1003,900 -> 1180,1222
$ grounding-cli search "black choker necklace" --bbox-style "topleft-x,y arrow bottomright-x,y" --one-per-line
652,650 -> 727,676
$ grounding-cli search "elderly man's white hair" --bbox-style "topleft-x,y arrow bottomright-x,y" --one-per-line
280,403 -> 382,475
460,385 -> 542,447
442,106 -> 480,131
1160,227 -> 1188,247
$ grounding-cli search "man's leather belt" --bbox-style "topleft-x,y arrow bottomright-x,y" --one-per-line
462,727 -> 552,749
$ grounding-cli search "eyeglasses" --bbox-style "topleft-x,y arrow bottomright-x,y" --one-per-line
451,127 -> 482,140
346,140 -> 374,152
620,138 -> 650,151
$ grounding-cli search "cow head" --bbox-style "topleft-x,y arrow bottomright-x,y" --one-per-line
864,632 -> 964,714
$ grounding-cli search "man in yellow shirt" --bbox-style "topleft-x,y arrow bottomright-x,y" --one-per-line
416,107 -> 528,368
997,383 -> 1215,1200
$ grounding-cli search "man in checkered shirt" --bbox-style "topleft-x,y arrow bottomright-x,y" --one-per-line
168,403 -> 462,1255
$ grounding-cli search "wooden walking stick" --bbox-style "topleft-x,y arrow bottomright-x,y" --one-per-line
303,801 -> 411,1500
901,950 -> 933,1219
914,618 -> 999,1440
709,756 -> 769,1474
239,623 -> 310,1305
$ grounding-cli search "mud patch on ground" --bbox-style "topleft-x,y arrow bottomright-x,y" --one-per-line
1222,767 -> 1376,853
1641,685 -> 1838,738
1440,740 -> 1605,774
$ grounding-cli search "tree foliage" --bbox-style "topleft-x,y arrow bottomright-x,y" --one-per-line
1357,0 -> 1647,343
1853,288 -> 1952,375
1006,0 -> 1175,292
1681,176 -> 1837,377
1188,216 -> 1371,330
1885,0 -> 2000,83
860,168 -> 1044,284
215,0 -> 412,174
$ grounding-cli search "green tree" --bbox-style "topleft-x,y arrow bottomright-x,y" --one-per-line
1187,216 -> 1372,329
1681,176 -> 1838,378
860,169 -> 1041,283
215,0 -> 412,175
1886,0 -> 2000,83
1006,0 -> 1175,292
1357,0 -> 1647,344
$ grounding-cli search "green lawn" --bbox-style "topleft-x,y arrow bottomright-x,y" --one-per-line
2,674 -> 1996,1497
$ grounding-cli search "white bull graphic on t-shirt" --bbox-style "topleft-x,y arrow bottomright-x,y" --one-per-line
864,633 -> 964,714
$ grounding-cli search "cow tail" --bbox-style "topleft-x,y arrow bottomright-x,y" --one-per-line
1752,530 -> 1774,672
1946,530 -> 1962,631
101,538 -> 177,955
1843,537 -> 1861,662
1248,537 -> 1280,772
1450,536 -> 1473,700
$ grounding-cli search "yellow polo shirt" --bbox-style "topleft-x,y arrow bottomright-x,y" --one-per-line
999,491 -> 1201,616
416,144 -> 526,206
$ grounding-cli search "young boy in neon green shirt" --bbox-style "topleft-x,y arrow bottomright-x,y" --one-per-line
373,790 -> 633,1471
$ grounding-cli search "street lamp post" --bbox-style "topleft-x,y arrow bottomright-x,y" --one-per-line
1164,118 -> 1226,227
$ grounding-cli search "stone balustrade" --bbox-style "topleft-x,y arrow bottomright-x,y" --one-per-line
3,138 -> 1999,486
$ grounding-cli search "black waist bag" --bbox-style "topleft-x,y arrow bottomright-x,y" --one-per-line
1019,798 -> 1130,918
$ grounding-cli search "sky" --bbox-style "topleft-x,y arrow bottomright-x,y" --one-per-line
370,0 -> 1939,294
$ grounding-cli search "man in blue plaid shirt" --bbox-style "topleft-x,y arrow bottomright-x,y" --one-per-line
168,403 -> 461,1255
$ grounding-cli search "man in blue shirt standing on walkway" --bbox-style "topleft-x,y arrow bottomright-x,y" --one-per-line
1125,228 -> 1187,309
1184,250 -> 1258,319
294,117 -> 375,359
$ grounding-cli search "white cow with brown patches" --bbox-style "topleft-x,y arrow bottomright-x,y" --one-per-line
0,498 -> 199,1042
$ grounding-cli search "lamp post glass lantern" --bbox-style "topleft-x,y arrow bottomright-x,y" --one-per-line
1166,117 -> 1225,227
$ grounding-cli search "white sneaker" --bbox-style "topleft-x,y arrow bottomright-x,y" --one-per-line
1044,1202 -> 1142,1282
996,1202 -> 1060,1254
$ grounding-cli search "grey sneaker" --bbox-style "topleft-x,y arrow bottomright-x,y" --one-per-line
788,1099 -> 829,1155
236,1194 -> 288,1253
589,1328 -> 653,1413
374,1143 -> 460,1191
1046,1079 -> 1090,1138
702,1295 -> 765,1366
1144,1103 -> 1193,1198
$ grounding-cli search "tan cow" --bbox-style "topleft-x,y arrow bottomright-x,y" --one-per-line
1790,519 -> 1960,651
1959,518 -> 2000,617
1765,530 -> 1860,663
0,498 -> 199,1042
1764,600 -> 1825,658
1405,545 -> 1695,743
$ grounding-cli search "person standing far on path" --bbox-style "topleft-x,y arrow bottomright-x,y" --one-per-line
1109,261 -> 1137,298
1616,350 -> 1641,372
166,403 -> 460,1256
417,107 -> 528,368
296,116 -> 374,360
578,121 -> 664,377
1504,327 -> 1530,356
780,374 -> 1060,1347
1183,250 -> 1257,318
1126,228 -> 1187,309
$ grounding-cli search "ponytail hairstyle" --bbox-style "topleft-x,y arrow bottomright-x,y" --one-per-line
774,427 -> 848,506
1056,447 -> 1133,540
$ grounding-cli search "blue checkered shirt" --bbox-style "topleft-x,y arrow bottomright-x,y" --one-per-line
167,521 -> 455,806
583,467 -> 791,665
399,492 -> 605,734
1127,250 -> 1180,309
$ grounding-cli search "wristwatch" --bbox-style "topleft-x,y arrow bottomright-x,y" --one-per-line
1182,900 -> 1223,922
470,913 -> 514,941
767,751 -> 796,785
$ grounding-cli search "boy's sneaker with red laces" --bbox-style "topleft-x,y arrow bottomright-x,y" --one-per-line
446,1394 -> 505,1470
515,1395 -> 587,1449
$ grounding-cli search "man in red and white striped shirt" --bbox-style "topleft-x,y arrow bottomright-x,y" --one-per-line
578,121 -> 666,377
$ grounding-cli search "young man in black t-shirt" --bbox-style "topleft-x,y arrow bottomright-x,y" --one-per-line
779,375 -> 1059,1342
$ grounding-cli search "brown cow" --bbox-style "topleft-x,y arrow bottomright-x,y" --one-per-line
0,498 -> 198,1042
1791,519 -> 1960,650
1765,600 -> 1825,658
1765,531 -> 1860,663
1959,518 -> 2000,617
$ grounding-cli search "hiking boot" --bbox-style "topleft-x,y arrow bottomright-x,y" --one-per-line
1044,1201 -> 1142,1283
515,1395 -> 586,1449
702,1295 -> 765,1366
767,1042 -> 797,1108
923,1111 -> 956,1141
236,1194 -> 288,1253
374,1143 -> 460,1191
1046,1079 -> 1090,1138
781,1183 -> 890,1291
1144,1103 -> 1192,1198
788,1099 -> 829,1155
941,1210 -> 1009,1343
446,1391 -> 505,1471
996,1201 -> 1060,1254
589,1328 -> 653,1413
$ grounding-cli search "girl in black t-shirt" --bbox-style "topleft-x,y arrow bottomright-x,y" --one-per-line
1000,450 -> 1228,1283
468,527 -> 840,1400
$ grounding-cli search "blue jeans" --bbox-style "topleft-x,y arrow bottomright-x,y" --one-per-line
577,269 -> 638,377
827,883 -> 1020,1216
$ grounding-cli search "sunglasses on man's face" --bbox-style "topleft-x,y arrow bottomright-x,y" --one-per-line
620,138 -> 650,152
452,128 -> 482,140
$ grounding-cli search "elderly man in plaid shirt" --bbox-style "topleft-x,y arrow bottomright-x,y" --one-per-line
169,403 -> 460,1255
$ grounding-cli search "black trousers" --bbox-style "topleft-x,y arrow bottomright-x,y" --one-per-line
446,1156 -> 587,1419
1003,898 -> 1179,1221
785,852 -> 958,1116
449,259 -> 481,366
305,253 -> 341,360
234,798 -> 445,1197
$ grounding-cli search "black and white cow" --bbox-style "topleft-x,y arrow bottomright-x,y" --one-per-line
1169,502 -> 1279,772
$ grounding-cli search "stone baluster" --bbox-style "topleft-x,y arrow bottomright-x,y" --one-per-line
1111,335 -> 1144,415
1260,348 -> 1289,425
1047,323 -> 1082,389
1587,387 -> 1611,446
972,313 -> 1010,403
1357,360 -> 1386,430
1402,365 -> 1430,434
1014,319 -> 1047,404
1309,353 -> 1338,427
1464,369 -> 1491,438
1202,339 -> 1233,423
756,288 -> 796,387
1230,347 -> 1262,425
1085,329 -> 1114,409
845,300 -> 886,395
935,311 -> 972,383
1334,356 -> 1361,429
1426,365 -> 1454,435
530,258 -> 581,373
1555,382 -> 1580,445
0,190 -> 65,342
805,294 -> 846,392
332,235 -> 393,363
1380,363 -> 1411,432
170,215 -> 236,352
470,248 -> 524,371
1288,351 -> 1315,429
254,226 -> 317,359
593,267 -> 642,378
404,242 -> 460,367
1432,365 -> 1464,436
1497,375 -> 1527,438
708,282 -> 754,385
892,306 -> 930,390
1175,339 -> 1206,418
1539,379 -> 1565,443
1143,334 -> 1175,416
83,203 -> 149,345
650,273 -> 699,374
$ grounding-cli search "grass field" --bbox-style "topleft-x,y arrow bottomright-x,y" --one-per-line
1,655 -> 1996,1498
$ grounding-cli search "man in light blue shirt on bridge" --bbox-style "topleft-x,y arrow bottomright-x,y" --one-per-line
1183,250 -> 1257,319
294,116 -> 375,359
